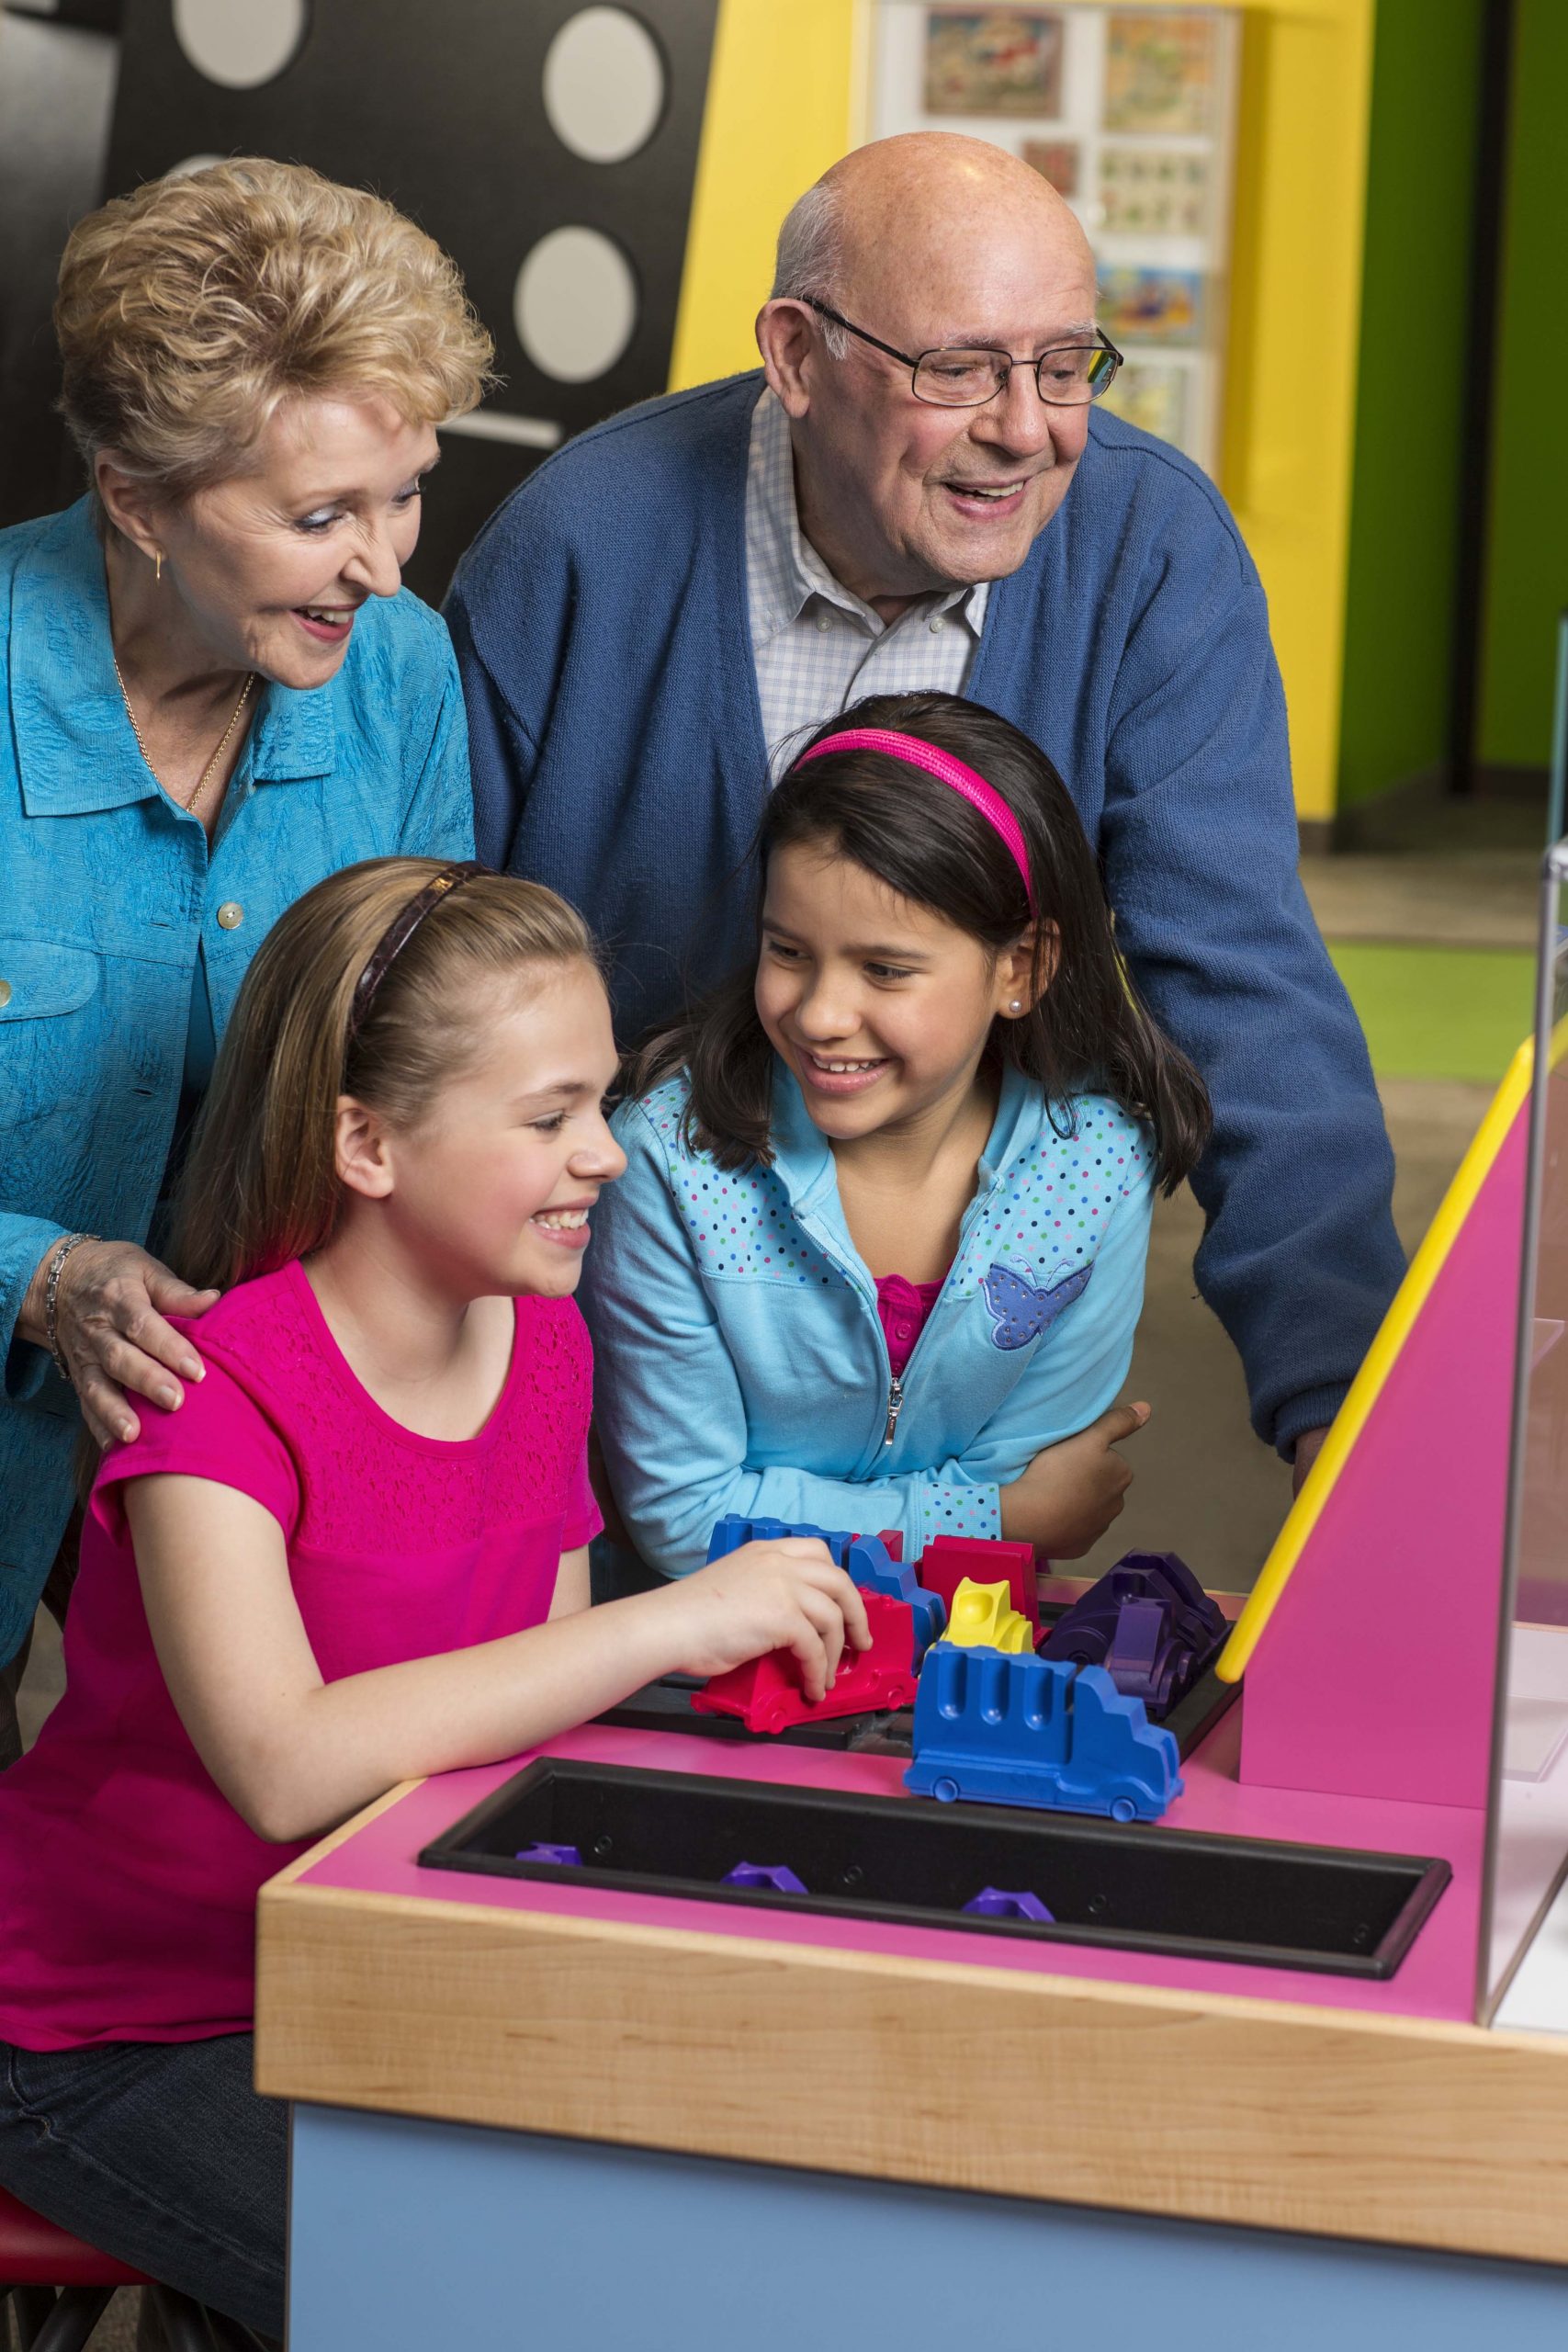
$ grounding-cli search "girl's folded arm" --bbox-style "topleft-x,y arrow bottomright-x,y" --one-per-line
129,1476 -> 684,1842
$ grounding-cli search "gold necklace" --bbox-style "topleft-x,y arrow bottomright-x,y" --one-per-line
112,652 -> 257,816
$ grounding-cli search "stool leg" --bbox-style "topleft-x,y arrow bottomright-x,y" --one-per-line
20,2287 -> 114,2352
137,2284 -> 278,2352
139,2287 -> 213,2352
7,2284 -> 61,2350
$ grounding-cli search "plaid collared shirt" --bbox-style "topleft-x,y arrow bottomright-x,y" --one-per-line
745,388 -> 989,780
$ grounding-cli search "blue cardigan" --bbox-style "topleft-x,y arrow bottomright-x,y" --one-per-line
0,499 -> 473,1662
581,1066 -> 1155,1577
446,371 -> 1403,1453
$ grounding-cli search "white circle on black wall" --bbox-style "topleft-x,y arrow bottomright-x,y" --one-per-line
514,229 -> 638,383
543,7 -> 666,164
173,0 -> 307,88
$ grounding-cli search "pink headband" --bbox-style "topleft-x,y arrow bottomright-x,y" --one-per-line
795,727 -> 1036,915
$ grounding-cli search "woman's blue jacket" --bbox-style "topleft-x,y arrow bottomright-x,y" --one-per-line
0,499 -> 473,1660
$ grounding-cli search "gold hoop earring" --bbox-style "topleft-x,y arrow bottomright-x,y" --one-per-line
153,550 -> 163,584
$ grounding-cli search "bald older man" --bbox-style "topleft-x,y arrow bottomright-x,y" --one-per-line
446,135 -> 1402,1476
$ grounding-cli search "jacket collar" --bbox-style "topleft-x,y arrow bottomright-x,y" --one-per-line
769,1056 -> 1040,1226
12,499 -> 335,818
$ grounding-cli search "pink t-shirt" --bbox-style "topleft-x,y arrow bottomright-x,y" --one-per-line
874,1272 -> 946,1381
0,1260 -> 600,2051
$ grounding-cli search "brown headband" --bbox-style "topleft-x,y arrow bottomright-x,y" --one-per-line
344,861 -> 488,1047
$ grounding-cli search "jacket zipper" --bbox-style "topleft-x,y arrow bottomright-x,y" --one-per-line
883,1374 -> 905,1449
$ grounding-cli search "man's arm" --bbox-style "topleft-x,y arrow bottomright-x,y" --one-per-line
1101,560 -> 1404,1458
443,590 -> 539,872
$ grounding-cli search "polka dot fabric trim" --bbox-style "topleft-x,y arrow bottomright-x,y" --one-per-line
637,1076 -> 1153,1298
960,1098 -> 1156,1295
637,1077 -> 849,1291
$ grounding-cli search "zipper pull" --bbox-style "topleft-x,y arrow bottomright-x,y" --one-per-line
883,1374 -> 904,1449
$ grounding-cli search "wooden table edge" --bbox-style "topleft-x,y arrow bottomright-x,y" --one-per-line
255,1813 -> 1568,2271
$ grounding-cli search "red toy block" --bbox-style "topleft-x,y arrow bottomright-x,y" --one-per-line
874,1529 -> 904,1562
691,1590 -> 919,1735
914,1535 -> 1040,1632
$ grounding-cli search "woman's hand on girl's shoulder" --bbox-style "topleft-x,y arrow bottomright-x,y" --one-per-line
22,1238 -> 220,1448
999,1400 -> 1150,1558
660,1539 -> 871,1702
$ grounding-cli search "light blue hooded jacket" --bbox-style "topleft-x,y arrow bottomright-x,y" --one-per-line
581,1063 -> 1156,1577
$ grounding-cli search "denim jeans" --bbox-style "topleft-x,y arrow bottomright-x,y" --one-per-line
0,2031 -> 287,2339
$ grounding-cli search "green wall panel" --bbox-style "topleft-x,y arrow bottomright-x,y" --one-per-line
1478,0 -> 1568,771
1337,0 -> 1483,810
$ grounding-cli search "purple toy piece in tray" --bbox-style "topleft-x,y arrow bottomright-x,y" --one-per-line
514,1842 -> 582,1867
1038,1550 -> 1227,1719
722,1860 -> 807,1894
962,1887 -> 1055,1923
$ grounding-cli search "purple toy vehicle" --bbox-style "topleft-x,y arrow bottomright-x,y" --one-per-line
1038,1551 -> 1227,1720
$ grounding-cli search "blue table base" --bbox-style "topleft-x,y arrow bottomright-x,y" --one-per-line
288,2104 -> 1568,2349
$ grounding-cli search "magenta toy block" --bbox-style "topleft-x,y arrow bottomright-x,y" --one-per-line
904,1645 -> 1181,1821
963,1887 -> 1055,1922
513,1843 -> 581,1867
915,1534 -> 1039,1632
722,1861 -> 807,1894
692,1589 -> 919,1735
875,1529 -> 904,1562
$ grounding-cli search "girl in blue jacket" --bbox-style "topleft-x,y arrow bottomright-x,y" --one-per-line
581,692 -> 1211,1579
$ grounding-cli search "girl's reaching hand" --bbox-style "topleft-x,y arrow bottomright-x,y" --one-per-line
999,1401 -> 1150,1557
662,1539 -> 873,1702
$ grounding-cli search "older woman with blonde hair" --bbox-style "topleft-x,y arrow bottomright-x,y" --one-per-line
0,158 -> 492,1764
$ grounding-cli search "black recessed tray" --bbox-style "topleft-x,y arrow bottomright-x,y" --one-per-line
418,1758 -> 1450,1980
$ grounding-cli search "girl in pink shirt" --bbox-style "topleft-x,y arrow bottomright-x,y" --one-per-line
0,858 -> 867,2342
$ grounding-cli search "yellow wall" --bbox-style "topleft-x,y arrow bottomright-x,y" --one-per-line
670,0 -> 867,390
671,0 -> 1375,828
1220,0 -> 1375,827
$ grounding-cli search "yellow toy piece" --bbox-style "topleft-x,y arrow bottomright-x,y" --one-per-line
943,1578 -> 1032,1655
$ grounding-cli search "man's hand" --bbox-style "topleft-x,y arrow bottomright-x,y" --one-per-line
1292,1426 -> 1329,1497
998,1401 -> 1151,1557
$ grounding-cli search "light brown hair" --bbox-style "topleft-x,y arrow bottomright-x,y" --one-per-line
171,860 -> 596,1292
55,157 -> 493,507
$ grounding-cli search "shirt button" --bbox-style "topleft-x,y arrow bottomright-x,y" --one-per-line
216,901 -> 244,930
928,616 -> 944,632
815,614 -> 831,632
0,979 -> 11,1009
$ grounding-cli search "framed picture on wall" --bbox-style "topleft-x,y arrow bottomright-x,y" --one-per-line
1102,9 -> 1218,136
871,0 -> 1240,479
922,10 -> 1066,118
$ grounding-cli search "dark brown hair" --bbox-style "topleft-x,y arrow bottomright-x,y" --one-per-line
170,858 -> 596,1291
629,692 -> 1210,1194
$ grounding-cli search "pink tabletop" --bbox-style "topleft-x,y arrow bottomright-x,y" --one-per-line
299,1703 -> 1485,2023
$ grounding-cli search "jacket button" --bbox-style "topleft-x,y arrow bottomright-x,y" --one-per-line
216,902 -> 244,930
0,979 -> 10,1008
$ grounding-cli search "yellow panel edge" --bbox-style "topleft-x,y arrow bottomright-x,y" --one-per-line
1216,1034 -> 1538,1681
669,0 -> 863,394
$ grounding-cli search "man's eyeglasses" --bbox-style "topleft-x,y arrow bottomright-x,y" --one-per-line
805,298 -> 1122,410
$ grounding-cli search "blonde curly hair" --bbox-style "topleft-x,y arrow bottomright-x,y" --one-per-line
55,156 -> 494,506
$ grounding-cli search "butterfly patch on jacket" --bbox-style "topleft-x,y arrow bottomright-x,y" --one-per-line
980,1261 -> 1093,1351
